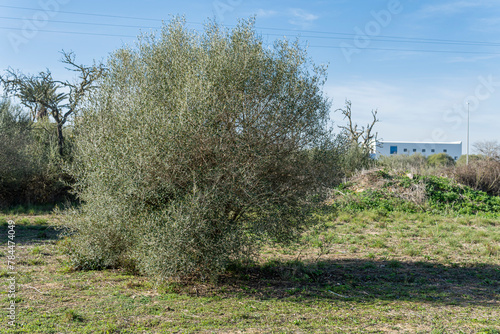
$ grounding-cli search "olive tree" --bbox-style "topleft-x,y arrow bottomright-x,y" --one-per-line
64,18 -> 337,281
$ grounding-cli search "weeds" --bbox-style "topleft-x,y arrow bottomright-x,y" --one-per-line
64,309 -> 84,322
331,169 -> 500,217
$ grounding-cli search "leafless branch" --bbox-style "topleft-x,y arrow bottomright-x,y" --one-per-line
0,50 -> 106,156
336,99 -> 379,150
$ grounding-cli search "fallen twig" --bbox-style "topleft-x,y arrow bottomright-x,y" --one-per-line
328,290 -> 349,298
25,285 -> 45,294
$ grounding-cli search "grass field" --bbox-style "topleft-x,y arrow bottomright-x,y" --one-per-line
0,211 -> 499,333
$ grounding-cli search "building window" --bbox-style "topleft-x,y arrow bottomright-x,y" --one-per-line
454,156 -> 458,160
443,149 -> 447,153
390,146 -> 398,154
422,149 -> 426,152
403,148 -> 408,152
413,148 -> 417,152
431,149 -> 435,153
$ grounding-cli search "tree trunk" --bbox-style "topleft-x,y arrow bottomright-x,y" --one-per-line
57,122 -> 64,156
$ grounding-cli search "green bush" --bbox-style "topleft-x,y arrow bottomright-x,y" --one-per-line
0,99 -> 33,207
0,99 -> 72,208
63,18 -> 338,281
427,153 -> 455,167
338,140 -> 373,176
377,153 -> 427,172
456,154 -> 485,166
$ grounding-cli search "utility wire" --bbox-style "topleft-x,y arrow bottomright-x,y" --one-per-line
0,4 -> 167,22
2,4 -> 500,55
309,45 -> 500,55
2,24 -> 499,55
265,33 -> 500,47
1,4 -> 499,48
0,26 -> 137,38
1,26 -> 499,55
1,15 -> 500,48
0,15 -> 161,30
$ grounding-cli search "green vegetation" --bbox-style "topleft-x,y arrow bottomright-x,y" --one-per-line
1,51 -> 104,157
1,161 -> 499,332
0,99 -> 71,209
377,153 -> 428,171
376,152 -> 500,197
62,17 -> 342,281
1,14 -> 499,334
457,154 -> 485,166
332,169 -> 500,216
427,152 -> 455,167
1,208 -> 499,333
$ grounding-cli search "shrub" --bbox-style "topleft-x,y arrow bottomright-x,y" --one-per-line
376,153 -> 427,172
338,140 -> 374,176
454,159 -> 500,196
64,18 -> 338,281
427,153 -> 455,167
0,99 -> 72,208
456,154 -> 486,166
0,99 -> 33,207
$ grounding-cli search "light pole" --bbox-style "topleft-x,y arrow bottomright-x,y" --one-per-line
466,102 -> 470,166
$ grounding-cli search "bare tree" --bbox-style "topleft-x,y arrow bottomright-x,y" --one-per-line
0,51 -> 105,156
336,99 -> 379,151
473,140 -> 500,161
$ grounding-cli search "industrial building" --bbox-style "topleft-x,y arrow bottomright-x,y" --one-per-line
375,141 -> 462,161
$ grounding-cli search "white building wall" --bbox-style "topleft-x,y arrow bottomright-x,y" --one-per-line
376,141 -> 462,160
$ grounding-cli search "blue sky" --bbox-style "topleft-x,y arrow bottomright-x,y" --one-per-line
1,0 -> 500,152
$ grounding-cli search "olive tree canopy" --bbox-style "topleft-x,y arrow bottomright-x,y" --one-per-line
65,17 -> 338,280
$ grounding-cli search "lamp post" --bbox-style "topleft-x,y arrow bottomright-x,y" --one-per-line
466,102 -> 470,166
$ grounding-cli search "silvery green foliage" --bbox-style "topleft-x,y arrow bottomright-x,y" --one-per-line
64,17 -> 336,280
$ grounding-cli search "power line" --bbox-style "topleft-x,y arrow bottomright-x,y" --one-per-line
253,26 -> 500,47
2,15 -> 499,48
309,45 -> 500,55
0,16 -> 160,30
1,4 -> 499,48
0,4 -> 166,22
0,26 -> 137,38
1,5 -> 500,56
264,33 -> 500,47
2,24 -> 499,55
1,26 -> 499,56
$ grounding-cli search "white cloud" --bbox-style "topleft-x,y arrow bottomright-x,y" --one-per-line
323,79 -> 483,144
418,0 -> 495,17
253,8 -> 319,28
288,8 -> 319,28
447,54 -> 500,63
255,9 -> 279,18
